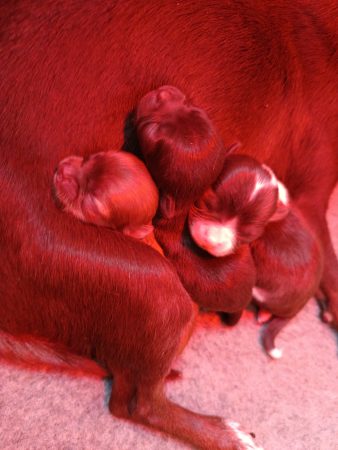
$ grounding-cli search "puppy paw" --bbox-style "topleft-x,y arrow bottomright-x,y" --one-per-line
256,309 -> 272,324
268,347 -> 283,359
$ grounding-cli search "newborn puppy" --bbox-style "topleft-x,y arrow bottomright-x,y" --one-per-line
136,86 -> 256,314
189,154 -> 323,358
136,85 -> 227,214
53,151 -> 163,253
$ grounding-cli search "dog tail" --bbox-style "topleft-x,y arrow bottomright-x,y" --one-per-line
0,329 -> 107,378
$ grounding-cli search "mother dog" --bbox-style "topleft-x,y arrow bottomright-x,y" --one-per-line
0,1 -> 337,449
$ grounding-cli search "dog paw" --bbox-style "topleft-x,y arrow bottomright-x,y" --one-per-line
226,421 -> 264,450
268,347 -> 283,359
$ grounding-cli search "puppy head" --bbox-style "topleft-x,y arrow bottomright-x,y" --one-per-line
136,85 -> 229,212
189,155 -> 290,256
54,151 -> 159,231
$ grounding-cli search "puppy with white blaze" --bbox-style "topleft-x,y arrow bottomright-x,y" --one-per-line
189,154 -> 323,358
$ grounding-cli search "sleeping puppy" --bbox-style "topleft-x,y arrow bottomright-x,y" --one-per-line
136,86 -> 256,316
189,154 -> 323,358
53,150 -> 163,254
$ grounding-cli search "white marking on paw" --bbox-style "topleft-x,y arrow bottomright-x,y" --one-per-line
228,421 -> 240,428
269,347 -> 283,359
227,421 -> 264,449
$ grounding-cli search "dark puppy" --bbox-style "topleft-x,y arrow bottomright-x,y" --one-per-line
137,86 -> 256,315
189,155 -> 323,357
136,85 -> 227,213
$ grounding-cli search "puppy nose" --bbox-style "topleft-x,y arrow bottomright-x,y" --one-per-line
206,227 -> 223,245
207,231 -> 219,245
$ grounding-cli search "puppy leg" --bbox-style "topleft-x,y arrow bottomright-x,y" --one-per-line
262,317 -> 291,359
256,308 -> 272,325
318,230 -> 338,327
297,200 -> 338,327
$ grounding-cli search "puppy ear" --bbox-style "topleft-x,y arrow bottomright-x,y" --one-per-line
269,181 -> 291,222
159,194 -> 176,219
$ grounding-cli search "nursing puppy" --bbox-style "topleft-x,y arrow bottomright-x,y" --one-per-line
136,85 -> 227,212
189,155 -> 323,358
137,86 -> 256,315
53,151 -> 163,253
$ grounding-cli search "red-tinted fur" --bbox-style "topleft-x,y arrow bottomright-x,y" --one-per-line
189,155 -> 323,356
53,151 -> 163,252
1,1 -> 337,448
136,85 -> 227,213
136,87 -> 256,313
251,206 -> 323,358
188,156 -> 281,256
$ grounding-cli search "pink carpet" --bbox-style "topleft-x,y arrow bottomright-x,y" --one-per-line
1,185 -> 337,450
